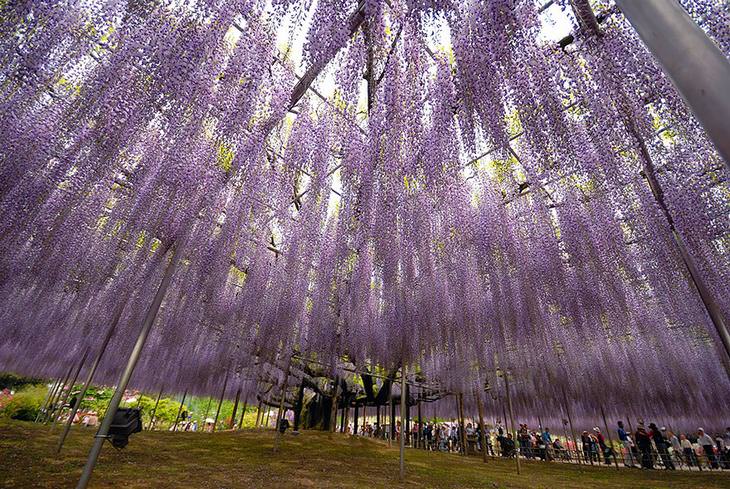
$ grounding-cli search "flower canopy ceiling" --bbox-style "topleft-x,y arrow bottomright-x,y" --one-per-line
0,0 -> 728,425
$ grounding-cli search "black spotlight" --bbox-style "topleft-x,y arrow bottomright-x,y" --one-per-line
108,407 -> 143,449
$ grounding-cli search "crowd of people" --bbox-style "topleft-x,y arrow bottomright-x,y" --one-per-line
343,417 -> 730,471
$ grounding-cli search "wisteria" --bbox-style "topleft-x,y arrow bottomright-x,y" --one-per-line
0,0 -> 728,433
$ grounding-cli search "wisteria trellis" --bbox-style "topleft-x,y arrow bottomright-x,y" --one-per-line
0,0 -> 729,429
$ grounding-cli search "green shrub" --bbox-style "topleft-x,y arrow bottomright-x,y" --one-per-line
0,372 -> 45,391
0,385 -> 47,421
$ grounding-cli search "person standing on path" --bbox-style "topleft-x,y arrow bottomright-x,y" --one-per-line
617,421 -> 637,468
635,422 -> 654,469
698,428 -> 718,469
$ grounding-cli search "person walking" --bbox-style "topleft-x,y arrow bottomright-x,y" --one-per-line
635,422 -> 654,469
680,434 -> 697,467
668,430 -> 682,467
698,428 -> 718,469
594,428 -> 612,465
617,421 -> 637,468
651,426 -> 675,470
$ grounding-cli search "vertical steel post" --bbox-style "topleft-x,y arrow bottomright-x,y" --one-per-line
39,379 -> 61,423
417,398 -> 422,449
172,389 -> 188,432
75,243 -> 181,489
562,385 -> 581,465
203,397 -> 213,424
238,394 -> 249,430
631,124 -> 730,376
213,370 -> 229,432
147,388 -> 163,430
600,405 -> 620,470
329,376 -> 339,433
475,390 -> 488,463
255,399 -> 262,427
45,363 -> 75,424
399,365 -> 406,481
37,379 -> 60,423
458,393 -> 468,456
59,314 -> 121,452
615,0 -> 730,169
504,371 -> 520,474
274,355 -> 292,452
51,350 -> 89,431
230,386 -> 241,430
572,0 -> 730,378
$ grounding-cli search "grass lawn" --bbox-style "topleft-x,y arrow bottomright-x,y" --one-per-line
1,419 -> 728,488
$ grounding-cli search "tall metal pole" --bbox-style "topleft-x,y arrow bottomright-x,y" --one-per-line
147,387 -> 164,430
503,371 -> 520,475
51,350 -> 89,431
255,399 -> 262,427
203,397 -> 213,423
38,379 -> 62,423
628,119 -> 730,375
475,390 -> 489,463
330,376 -> 339,433
44,363 -> 75,424
238,394 -> 249,430
614,0 -> 730,169
172,389 -> 188,432
399,365 -> 406,481
458,393 -> 468,456
213,370 -> 230,432
417,398 -> 422,449
37,379 -> 60,423
230,386 -> 241,430
274,354 -> 292,452
561,385 -> 581,465
75,242 -> 181,489
59,327 -> 116,445
600,405 -> 620,470
572,0 -> 730,378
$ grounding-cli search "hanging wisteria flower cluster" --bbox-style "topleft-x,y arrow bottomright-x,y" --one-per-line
0,0 -> 728,429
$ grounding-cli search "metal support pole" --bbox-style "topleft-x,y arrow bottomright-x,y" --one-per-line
417,399 -> 422,449
203,397 -> 213,424
147,388 -> 163,430
562,385 -> 581,465
504,371 -> 520,475
75,242 -> 181,489
458,393 -> 468,456
600,406 -> 620,470
399,365 -> 406,481
376,404 -> 381,434
52,350 -> 89,431
475,390 -> 488,463
238,394 -> 249,430
329,376 -> 339,433
572,0 -> 730,376
37,379 -> 60,423
230,387 -> 241,430
39,379 -> 61,423
274,354 -> 292,452
45,363 -> 75,424
642,156 -> 730,376
59,332 -> 113,445
353,403 -> 359,436
389,397 -> 395,445
172,389 -> 188,432
615,0 -> 730,169
213,370 -> 229,432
